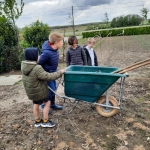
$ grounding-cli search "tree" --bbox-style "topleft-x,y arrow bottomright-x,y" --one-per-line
23,20 -> 50,51
117,16 -> 124,27
111,18 -> 117,27
2,0 -> 24,26
1,0 -> 24,43
104,12 -> 109,27
141,7 -> 149,21
0,16 -> 21,72
0,0 -> 24,73
111,14 -> 143,27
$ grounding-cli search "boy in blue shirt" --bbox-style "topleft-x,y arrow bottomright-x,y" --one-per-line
38,32 -> 63,110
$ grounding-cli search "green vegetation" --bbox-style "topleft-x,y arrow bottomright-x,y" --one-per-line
82,26 -> 150,38
0,0 -> 150,74
111,15 -> 143,28
23,20 -> 50,51
15,80 -> 22,85
0,0 -> 24,73
93,39 -> 104,49
86,23 -> 111,30
141,7 -> 149,21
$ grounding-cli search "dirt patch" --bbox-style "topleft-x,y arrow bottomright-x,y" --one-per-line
0,35 -> 150,149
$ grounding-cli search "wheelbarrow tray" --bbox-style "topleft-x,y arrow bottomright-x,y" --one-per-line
64,65 -> 126,103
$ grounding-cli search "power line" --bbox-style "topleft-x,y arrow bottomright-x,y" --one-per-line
19,10 -> 70,19
21,7 -> 71,17
17,1 -> 150,22
73,4 -> 143,11
20,0 -> 147,18
74,0 -> 146,7
73,4 -> 146,12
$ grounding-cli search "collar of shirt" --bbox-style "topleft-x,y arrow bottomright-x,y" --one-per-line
86,46 -> 93,51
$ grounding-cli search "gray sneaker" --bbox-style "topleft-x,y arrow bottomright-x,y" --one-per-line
41,120 -> 56,128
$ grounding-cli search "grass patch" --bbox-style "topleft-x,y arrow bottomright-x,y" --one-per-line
137,97 -> 144,102
15,80 -> 22,85
93,39 -> 104,49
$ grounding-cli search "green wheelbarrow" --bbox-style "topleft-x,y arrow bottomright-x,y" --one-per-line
49,65 -> 128,117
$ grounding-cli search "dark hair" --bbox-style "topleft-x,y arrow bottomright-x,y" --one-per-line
68,36 -> 78,45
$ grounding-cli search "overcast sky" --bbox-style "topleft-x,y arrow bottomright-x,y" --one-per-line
16,0 -> 150,28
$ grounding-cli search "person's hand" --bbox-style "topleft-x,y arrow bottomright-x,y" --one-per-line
60,69 -> 65,73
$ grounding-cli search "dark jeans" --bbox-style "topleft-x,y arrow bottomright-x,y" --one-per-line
47,80 -> 56,101
40,80 -> 56,107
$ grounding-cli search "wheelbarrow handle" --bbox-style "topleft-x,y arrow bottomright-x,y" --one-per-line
118,61 -> 150,74
48,86 -> 76,100
113,58 -> 150,74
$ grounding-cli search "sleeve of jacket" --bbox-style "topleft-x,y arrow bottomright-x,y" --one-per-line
38,51 -> 49,65
35,65 -> 63,81
66,50 -> 70,67
81,48 -> 87,65
94,51 -> 98,66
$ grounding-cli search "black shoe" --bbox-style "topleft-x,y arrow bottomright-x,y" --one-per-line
41,120 -> 56,128
50,104 -> 63,110
34,119 -> 43,127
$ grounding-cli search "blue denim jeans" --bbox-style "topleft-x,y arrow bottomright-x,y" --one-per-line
47,80 -> 56,100
41,80 -> 56,109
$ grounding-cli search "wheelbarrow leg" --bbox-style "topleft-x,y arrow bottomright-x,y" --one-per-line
119,77 -> 126,109
105,90 -> 110,110
62,98 -> 79,115
68,101 -> 79,114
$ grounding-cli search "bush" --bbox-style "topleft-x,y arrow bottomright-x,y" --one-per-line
82,26 -> 150,38
23,20 -> 50,51
0,16 -> 22,73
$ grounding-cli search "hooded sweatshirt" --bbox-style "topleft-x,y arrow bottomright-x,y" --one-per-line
38,40 -> 59,73
66,45 -> 87,67
21,48 -> 63,101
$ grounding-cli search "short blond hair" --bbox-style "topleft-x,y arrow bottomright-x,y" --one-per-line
88,38 -> 96,44
49,32 -> 64,44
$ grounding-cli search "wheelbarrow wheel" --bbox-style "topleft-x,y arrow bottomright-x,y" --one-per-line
96,96 -> 119,117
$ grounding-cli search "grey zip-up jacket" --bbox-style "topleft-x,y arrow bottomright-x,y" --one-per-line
66,45 -> 87,67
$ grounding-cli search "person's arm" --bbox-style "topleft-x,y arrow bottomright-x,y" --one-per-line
66,50 -> 70,67
38,51 -> 49,65
35,65 -> 65,81
81,48 -> 87,65
94,50 -> 98,66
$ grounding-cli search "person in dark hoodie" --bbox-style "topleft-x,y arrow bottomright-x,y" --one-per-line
21,48 -> 65,127
66,36 -> 87,67
83,38 -> 98,66
38,32 -> 64,110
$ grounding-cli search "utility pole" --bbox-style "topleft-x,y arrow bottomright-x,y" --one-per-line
72,6 -> 75,35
